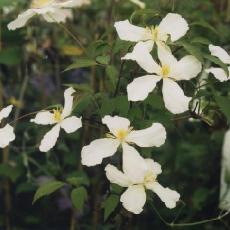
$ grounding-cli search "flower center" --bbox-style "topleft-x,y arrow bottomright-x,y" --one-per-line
161,64 -> 170,78
31,0 -> 54,8
144,171 -> 156,186
53,109 -> 62,122
116,129 -> 128,141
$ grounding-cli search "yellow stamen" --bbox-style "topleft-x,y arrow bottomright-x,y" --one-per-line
53,109 -> 62,122
161,64 -> 170,78
144,171 -> 156,185
31,0 -> 54,8
116,129 -> 128,141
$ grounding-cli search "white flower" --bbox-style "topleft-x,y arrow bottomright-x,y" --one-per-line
0,105 -> 15,148
31,87 -> 82,152
114,13 -> 188,51
220,129 -> 230,210
81,115 -> 166,166
105,144 -> 180,214
128,0 -> 145,8
123,42 -> 202,114
7,0 -> 90,30
205,45 -> 230,82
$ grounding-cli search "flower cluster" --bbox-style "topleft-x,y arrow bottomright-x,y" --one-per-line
4,2 -> 230,216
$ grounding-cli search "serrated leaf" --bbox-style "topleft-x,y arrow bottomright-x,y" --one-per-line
65,58 -> 97,71
71,187 -> 87,211
102,194 -> 119,221
33,181 -> 65,204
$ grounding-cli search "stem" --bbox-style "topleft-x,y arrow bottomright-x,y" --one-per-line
113,60 -> 125,97
150,202 -> 230,228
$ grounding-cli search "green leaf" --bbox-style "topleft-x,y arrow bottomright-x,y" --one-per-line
64,58 -> 97,71
204,54 -> 229,75
106,65 -> 118,89
0,0 -> 11,7
67,174 -> 90,187
96,55 -> 110,65
0,47 -> 22,65
71,187 -> 87,211
0,164 -> 22,182
215,95 -> 230,122
33,181 -> 65,204
191,21 -> 218,34
177,41 -> 204,63
130,9 -> 159,23
102,194 -> 119,221
191,37 -> 211,45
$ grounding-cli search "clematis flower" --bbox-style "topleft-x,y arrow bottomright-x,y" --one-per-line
105,144 -> 180,214
0,105 -> 15,148
81,115 -> 166,166
31,87 -> 82,152
114,13 -> 188,51
123,42 -> 202,114
7,0 -> 90,30
205,45 -> 230,82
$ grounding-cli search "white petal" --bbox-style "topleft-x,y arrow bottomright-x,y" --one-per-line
114,20 -> 147,42
157,44 -> 177,67
62,87 -> 75,118
129,0 -> 146,9
102,115 -> 130,136
60,116 -> 82,133
0,105 -> 13,122
147,182 -> 180,209
122,143 -> 147,183
126,123 -> 166,147
220,129 -> 230,210
30,111 -> 56,125
127,75 -> 161,101
81,138 -> 120,166
209,45 -> 230,64
145,159 -> 162,175
42,9 -> 71,23
162,79 -> 191,114
7,9 -> 35,30
122,42 -> 161,74
158,13 -> 189,42
0,124 -> 15,148
39,124 -> 61,152
172,55 -> 202,80
206,67 -> 229,82
54,0 -> 90,8
105,164 -> 131,187
120,185 -> 146,214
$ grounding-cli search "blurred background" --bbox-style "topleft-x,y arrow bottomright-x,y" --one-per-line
0,0 -> 230,229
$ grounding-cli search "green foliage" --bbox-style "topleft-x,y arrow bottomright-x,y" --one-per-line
33,181 -> 66,204
71,187 -> 87,211
102,194 -> 120,221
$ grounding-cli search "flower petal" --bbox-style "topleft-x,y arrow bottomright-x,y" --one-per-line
0,124 -> 15,148
162,78 -> 191,114
147,182 -> 180,209
39,124 -> 61,152
206,67 -> 229,82
157,44 -> 177,67
209,45 -> 230,64
60,116 -> 82,133
102,115 -> 130,135
145,159 -> 162,175
127,75 -> 161,101
114,20 -> 147,42
126,123 -> 166,147
129,0 -> 146,9
81,138 -> 120,166
120,185 -> 146,214
105,164 -> 131,187
158,13 -> 189,42
122,42 -> 161,74
62,87 -> 75,118
30,111 -> 55,125
42,9 -> 72,23
122,143 -> 147,183
7,9 -> 35,30
0,105 -> 13,122
172,55 -> 202,81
